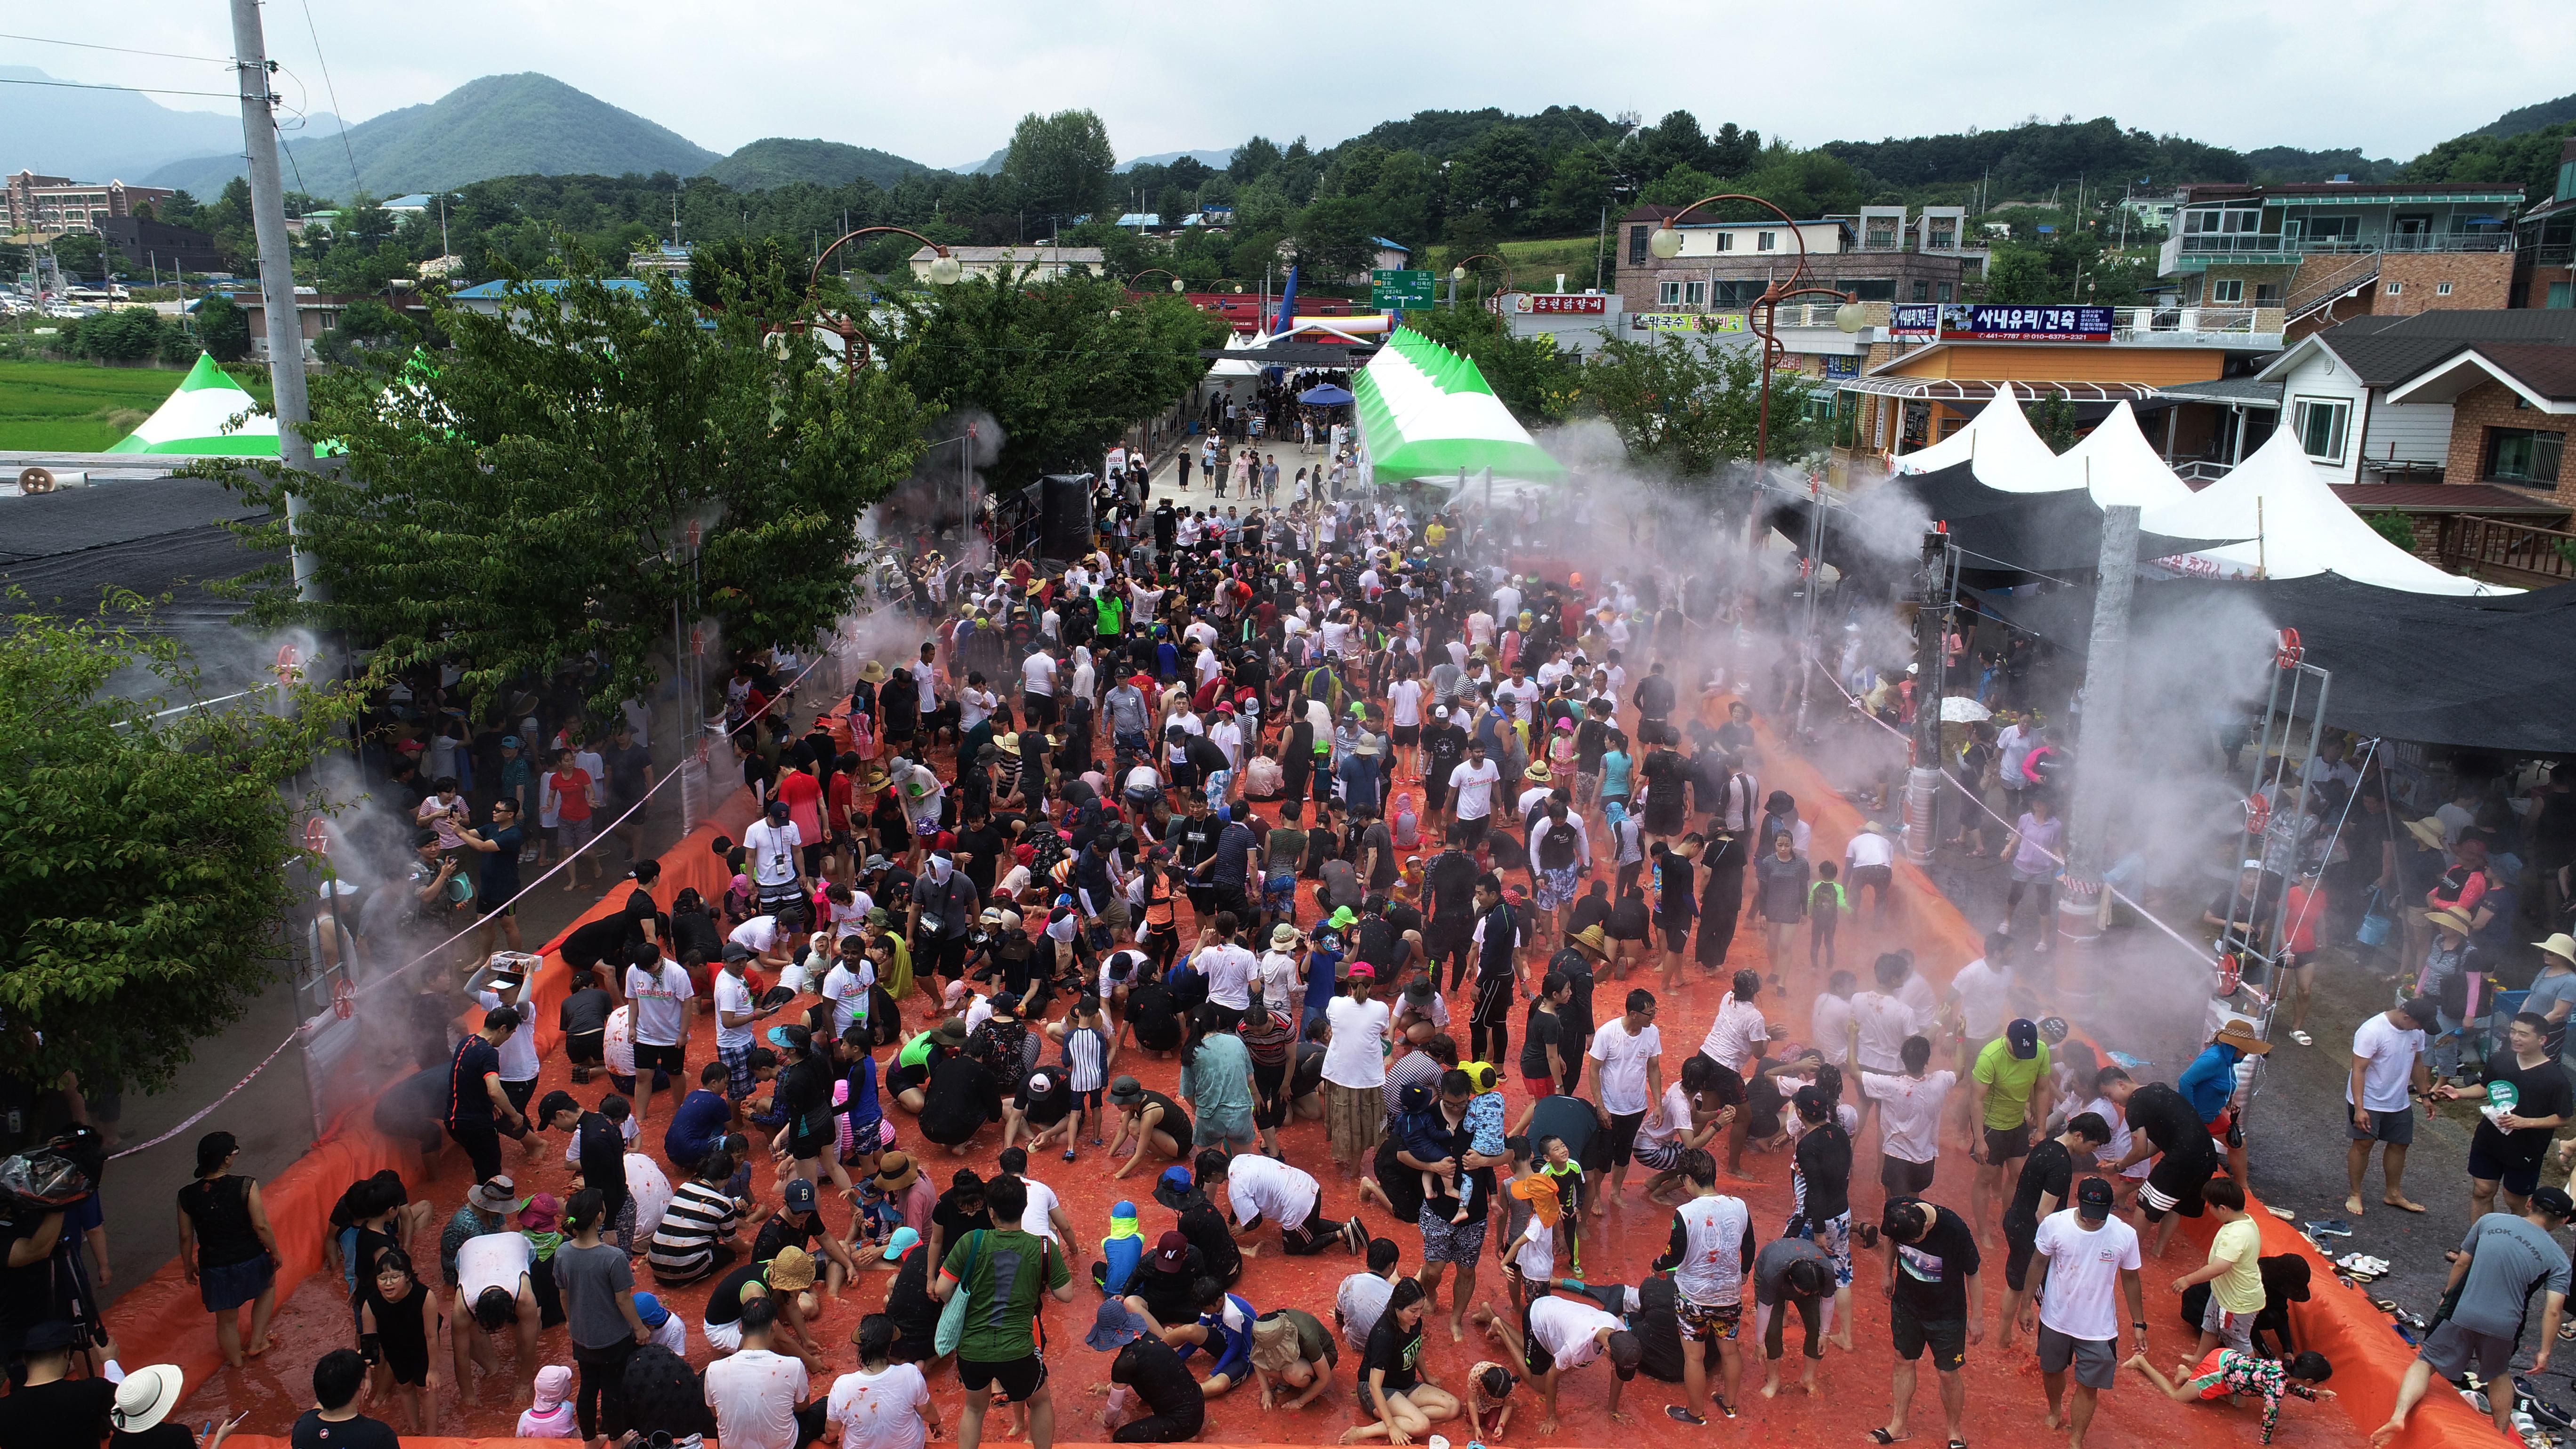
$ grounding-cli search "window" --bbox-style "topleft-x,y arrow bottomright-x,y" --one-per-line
2485,427 -> 2567,483
1929,224 -> 1957,250
2291,397 -> 2350,463
2437,281 -> 2454,296
1715,279 -> 1769,306
1683,281 -> 1707,306
1758,231 -> 1776,251
2210,278 -> 2245,303
2552,281 -> 2575,310
1842,279 -> 1895,302
1657,281 -> 1683,306
1716,233 -> 1734,252
1937,283 -> 1954,302
2254,283 -> 2280,304
1911,281 -> 1930,302
1628,225 -> 1649,265
2385,281 -> 2404,296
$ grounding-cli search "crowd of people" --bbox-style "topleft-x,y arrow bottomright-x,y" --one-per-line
38,459 -> 2576,1449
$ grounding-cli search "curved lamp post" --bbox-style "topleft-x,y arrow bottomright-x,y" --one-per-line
789,225 -> 962,368
1125,268 -> 1188,295
1648,193 -> 1868,467
1446,252 -> 1512,307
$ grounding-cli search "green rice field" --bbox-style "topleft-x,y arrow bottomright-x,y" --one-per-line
0,358 -> 272,452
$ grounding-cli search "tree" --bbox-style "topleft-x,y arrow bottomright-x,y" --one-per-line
1406,303 -> 1581,427
2367,509 -> 2419,553
1583,335 -> 1824,478
1230,137 -> 1283,183
2024,394 -> 2083,453
79,307 -> 166,362
193,292 -> 253,361
881,270 -> 1222,492
316,298 -> 417,367
0,591 -> 354,1095
1979,245 -> 2056,303
201,250 -> 926,718
1001,109 -> 1116,222
1634,111 -> 1713,182
1537,147 -> 1616,237
1639,164 -> 1723,208
1450,125 -> 1548,230
1290,196 -> 1378,281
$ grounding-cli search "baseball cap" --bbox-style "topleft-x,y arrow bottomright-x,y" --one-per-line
2397,996 -> 2441,1027
784,1178 -> 819,1211
2006,1019 -> 2040,1060
631,1291 -> 672,1328
2075,1176 -> 2115,1221
2535,1185 -> 2576,1220
1152,1229 -> 1191,1272
1605,1329 -> 1644,1379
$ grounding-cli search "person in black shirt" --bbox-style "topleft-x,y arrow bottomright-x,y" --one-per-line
1156,1172 -> 1244,1289
2431,1011 -> 2575,1217
2099,1073 -> 2218,1256
923,1170 -> 994,1277
1789,1089 -> 1855,1329
1422,712 -> 1469,825
1874,1198 -> 1981,1449
1695,832 -> 1747,970
287,1348 -> 400,1449
1996,1113 -> 2109,1351
0,1320 -> 113,1449
1551,929 -> 1605,1095
1566,879 -> 1612,939
1605,887 -> 1651,980
1127,1229 -> 1209,1328
1090,1304 -> 1208,1442
1521,972 -> 1572,1094
916,1039 -> 995,1153
1651,838 -> 1699,990
1470,876 -> 1519,1064
443,1008 -> 526,1183
1357,1279 -> 1459,1441
1425,832 -> 1480,992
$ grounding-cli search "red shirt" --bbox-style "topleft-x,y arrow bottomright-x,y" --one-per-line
548,768 -> 594,822
776,769 -> 825,842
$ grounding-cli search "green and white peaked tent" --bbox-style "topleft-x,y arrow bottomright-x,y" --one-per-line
105,354 -> 279,455
1352,326 -> 1564,484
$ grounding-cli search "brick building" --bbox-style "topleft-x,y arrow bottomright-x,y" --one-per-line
2,171 -> 176,234
1613,204 -> 1979,316
2382,343 -> 2576,503
2158,180 -> 2522,338
96,216 -> 224,274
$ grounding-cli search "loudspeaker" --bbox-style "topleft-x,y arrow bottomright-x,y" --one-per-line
1037,472 -> 1095,560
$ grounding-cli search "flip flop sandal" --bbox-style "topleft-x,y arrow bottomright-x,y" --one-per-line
1865,1433 -> 1900,1446
2289,1030 -> 2313,1046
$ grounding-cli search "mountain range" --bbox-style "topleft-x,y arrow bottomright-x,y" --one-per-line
7,64 -> 2571,206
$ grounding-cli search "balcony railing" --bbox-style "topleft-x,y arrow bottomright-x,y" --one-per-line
2438,514 -> 2576,588
2176,233 -> 2513,256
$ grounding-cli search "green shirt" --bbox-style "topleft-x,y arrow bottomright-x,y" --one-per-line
1972,1037 -> 2051,1130
940,1227 -> 1067,1362
899,1032 -> 938,1071
1097,596 -> 1125,637
1179,1031 -> 1256,1137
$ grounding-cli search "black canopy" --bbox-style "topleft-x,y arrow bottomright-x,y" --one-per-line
1971,573 -> 2576,756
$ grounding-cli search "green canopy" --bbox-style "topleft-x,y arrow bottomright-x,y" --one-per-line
1352,327 -> 1563,483
104,354 -> 279,455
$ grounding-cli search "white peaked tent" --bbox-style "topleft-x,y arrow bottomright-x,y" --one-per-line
1890,387 -> 2058,481
2142,426 -> 2512,596
2043,402 -> 2192,509
105,353 -> 277,455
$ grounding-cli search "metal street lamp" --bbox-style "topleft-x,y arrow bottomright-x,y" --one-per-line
1445,252 -> 1511,307
764,225 -> 962,370
1126,268 -> 1187,294
1646,193 -> 1822,467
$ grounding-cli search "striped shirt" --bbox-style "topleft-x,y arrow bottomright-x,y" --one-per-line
646,1180 -> 739,1281
1060,1025 -> 1108,1093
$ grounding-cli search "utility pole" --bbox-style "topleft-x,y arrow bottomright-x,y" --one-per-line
2056,502 -> 2142,961
1902,528 -> 1948,864
231,0 -> 322,601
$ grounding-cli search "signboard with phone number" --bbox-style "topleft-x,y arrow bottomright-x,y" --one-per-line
1939,304 -> 2113,342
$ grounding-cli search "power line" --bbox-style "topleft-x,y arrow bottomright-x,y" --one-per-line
0,74 -> 236,99
0,31 -> 227,64
293,0 -> 362,196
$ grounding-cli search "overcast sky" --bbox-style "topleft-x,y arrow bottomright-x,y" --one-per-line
40,0 -> 2576,169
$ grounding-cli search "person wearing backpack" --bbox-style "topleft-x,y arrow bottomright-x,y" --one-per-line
929,1175 -> 1075,1449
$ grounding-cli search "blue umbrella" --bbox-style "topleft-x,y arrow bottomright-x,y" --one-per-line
1297,384 -> 1354,405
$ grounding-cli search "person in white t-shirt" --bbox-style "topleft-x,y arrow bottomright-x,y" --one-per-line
1586,989 -> 1666,1203
1386,672 -> 1425,783
819,937 -> 874,1038
995,1150 -> 1075,1244
1857,1034 -> 1957,1198
2024,1180 -> 2147,1448
624,945 -> 697,1126
1946,934 -> 2018,1134
1448,740 -> 1502,843
713,950 -> 765,1098
704,1296 -> 813,1449
1203,1148 -> 1360,1256
828,1314 -> 936,1449
2344,998 -> 2437,1217
1467,1290 -> 1640,1435
1322,971 -> 1393,1169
